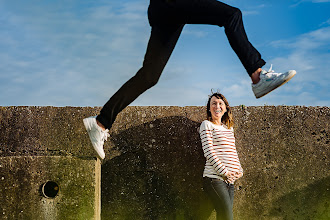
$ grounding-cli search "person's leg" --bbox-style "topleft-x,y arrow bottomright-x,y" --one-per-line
97,23 -> 184,129
203,178 -> 233,220
228,183 -> 235,208
166,0 -> 265,75
84,1 -> 184,159
168,0 -> 295,97
224,8 -> 266,76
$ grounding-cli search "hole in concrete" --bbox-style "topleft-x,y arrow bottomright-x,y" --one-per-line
42,181 -> 59,198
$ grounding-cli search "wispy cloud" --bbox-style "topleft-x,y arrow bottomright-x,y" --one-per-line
182,29 -> 208,38
269,26 -> 330,77
242,4 -> 267,16
311,0 -> 330,2
0,1 -> 150,106
320,18 -> 330,27
266,26 -> 330,105
291,0 -> 330,7
0,0 -> 328,107
208,25 -> 330,106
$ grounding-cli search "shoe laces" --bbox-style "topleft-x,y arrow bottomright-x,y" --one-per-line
263,64 -> 280,78
100,130 -> 110,143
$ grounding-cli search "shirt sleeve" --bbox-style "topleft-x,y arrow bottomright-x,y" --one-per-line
231,127 -> 244,175
199,121 -> 229,177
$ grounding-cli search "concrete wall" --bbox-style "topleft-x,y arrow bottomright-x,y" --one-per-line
0,107 -> 101,220
0,106 -> 329,220
1,156 -> 100,220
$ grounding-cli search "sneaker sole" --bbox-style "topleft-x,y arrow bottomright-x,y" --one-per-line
83,118 -> 105,160
256,70 -> 296,99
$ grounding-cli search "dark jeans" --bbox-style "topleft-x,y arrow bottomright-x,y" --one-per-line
97,0 -> 266,129
203,177 -> 235,220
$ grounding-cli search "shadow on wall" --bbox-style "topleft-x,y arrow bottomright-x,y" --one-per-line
101,116 -> 214,220
269,176 -> 330,220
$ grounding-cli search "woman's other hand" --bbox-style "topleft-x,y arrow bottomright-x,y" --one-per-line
226,171 -> 243,184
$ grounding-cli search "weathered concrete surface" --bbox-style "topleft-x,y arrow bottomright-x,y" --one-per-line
0,106 -> 329,220
232,106 -> 329,220
0,107 -> 101,220
0,156 -> 100,220
0,106 -> 97,157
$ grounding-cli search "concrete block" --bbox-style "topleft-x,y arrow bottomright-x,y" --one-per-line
0,156 -> 100,220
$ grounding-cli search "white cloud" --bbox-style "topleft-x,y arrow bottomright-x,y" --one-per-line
196,25 -> 330,107
182,29 -> 208,38
269,26 -> 330,83
320,18 -> 330,26
0,1 -> 151,106
222,80 -> 251,98
291,0 -> 330,7
0,0 -> 328,107
311,0 -> 330,2
242,3 -> 267,15
266,26 -> 330,106
271,26 -> 330,50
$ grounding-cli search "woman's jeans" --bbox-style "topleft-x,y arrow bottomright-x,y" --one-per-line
97,0 -> 266,129
203,177 -> 235,220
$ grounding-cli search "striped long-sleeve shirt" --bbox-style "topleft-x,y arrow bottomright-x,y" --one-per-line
199,120 -> 243,182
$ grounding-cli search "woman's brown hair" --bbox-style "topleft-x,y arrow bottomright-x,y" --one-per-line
206,92 -> 234,129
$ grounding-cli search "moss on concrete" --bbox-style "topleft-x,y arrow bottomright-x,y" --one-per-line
0,156 -> 100,220
0,106 -> 101,157
102,106 -> 329,220
0,106 -> 329,220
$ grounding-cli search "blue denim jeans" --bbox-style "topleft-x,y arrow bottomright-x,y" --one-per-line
203,177 -> 234,220
97,0 -> 265,129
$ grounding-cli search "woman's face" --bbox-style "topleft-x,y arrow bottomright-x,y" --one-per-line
210,96 -> 227,121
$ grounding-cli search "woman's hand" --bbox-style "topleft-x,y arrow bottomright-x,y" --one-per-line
226,171 -> 237,183
226,171 -> 243,184
234,171 -> 243,178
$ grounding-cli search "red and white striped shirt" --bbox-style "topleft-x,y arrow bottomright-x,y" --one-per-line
199,120 -> 243,181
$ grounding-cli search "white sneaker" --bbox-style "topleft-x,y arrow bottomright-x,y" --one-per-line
252,65 -> 296,98
83,116 -> 109,159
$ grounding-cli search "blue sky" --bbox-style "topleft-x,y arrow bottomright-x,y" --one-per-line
0,0 -> 329,107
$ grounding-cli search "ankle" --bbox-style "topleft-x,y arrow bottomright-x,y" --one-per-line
251,68 -> 262,84
96,120 -> 106,131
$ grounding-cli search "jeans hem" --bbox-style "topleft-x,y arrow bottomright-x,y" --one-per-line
247,59 -> 266,76
96,114 -> 112,130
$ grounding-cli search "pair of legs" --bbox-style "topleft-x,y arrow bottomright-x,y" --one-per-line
203,177 -> 234,220
96,0 -> 266,130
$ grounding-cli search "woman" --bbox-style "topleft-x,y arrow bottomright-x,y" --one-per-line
199,92 -> 243,220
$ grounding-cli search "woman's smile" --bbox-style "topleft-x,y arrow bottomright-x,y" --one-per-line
210,96 -> 227,124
